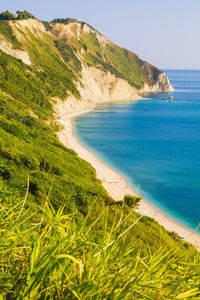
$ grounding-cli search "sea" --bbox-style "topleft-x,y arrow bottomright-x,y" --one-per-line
74,70 -> 200,231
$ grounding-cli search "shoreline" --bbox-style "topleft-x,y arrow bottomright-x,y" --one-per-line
57,107 -> 200,250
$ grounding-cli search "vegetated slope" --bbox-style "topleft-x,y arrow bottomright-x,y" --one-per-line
0,17 -> 173,97
1,14 -> 199,299
49,19 -> 170,90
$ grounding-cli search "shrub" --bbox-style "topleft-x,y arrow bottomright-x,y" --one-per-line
42,21 -> 53,31
51,18 -> 77,24
124,194 -> 142,209
0,166 -> 11,180
0,10 -> 14,20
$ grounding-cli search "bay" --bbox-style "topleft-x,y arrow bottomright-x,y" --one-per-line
74,70 -> 200,230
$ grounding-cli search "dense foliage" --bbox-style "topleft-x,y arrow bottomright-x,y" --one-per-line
16,10 -> 35,20
0,10 -> 35,20
0,10 -> 14,20
51,18 -> 78,24
124,194 -> 141,209
0,91 -> 110,221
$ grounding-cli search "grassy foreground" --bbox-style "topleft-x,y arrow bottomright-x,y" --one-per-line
1,191 -> 200,299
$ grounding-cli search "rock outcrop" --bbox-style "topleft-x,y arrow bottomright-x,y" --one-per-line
141,72 -> 174,93
0,36 -> 31,65
55,64 -> 141,115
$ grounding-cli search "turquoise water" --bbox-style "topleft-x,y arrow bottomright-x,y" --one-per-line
74,70 -> 200,231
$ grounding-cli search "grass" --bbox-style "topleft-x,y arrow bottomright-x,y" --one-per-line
1,193 -> 200,299
0,91 -> 111,222
23,30 -> 80,100
54,39 -> 82,73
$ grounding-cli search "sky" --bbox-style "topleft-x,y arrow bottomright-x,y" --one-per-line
1,0 -> 200,69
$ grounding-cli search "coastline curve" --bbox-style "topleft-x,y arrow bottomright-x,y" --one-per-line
56,106 -> 200,251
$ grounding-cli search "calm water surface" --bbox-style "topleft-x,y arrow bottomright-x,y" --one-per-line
74,70 -> 200,230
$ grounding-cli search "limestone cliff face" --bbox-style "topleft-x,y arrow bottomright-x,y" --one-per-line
0,18 -> 174,116
51,21 -> 109,46
0,36 -> 31,65
141,72 -> 174,93
55,64 -> 141,115
79,65 -> 139,101
52,21 -> 174,114
55,65 -> 174,115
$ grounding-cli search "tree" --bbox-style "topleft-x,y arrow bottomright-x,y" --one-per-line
51,18 -> 77,24
16,11 -> 35,20
16,11 -> 24,20
0,10 -> 35,21
0,10 -> 14,20
124,194 -> 141,209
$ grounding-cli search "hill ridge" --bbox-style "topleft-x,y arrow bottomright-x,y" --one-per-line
0,17 -> 174,115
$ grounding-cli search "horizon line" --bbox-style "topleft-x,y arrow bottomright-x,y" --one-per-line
161,68 -> 200,71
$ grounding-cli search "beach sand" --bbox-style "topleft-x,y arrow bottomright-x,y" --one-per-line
57,109 -> 200,250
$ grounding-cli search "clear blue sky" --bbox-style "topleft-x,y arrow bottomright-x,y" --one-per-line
1,0 -> 200,69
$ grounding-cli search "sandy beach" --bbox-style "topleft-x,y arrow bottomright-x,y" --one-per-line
57,109 -> 200,250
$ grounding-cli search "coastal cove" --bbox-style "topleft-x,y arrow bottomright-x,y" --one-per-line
57,70 -> 200,249
70,69 -> 200,246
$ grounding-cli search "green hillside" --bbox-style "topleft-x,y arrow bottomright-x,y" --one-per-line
0,13 -> 200,299
78,31 -> 161,89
